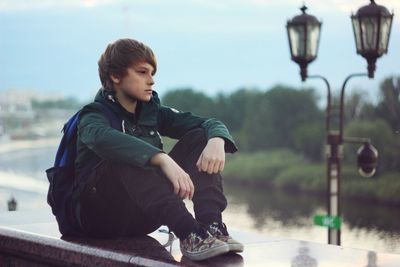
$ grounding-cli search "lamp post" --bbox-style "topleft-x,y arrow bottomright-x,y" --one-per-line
286,5 -> 321,82
351,0 -> 394,78
286,1 -> 393,246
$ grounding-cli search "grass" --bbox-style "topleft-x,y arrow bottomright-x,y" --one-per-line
161,137 -> 400,205
223,149 -> 400,205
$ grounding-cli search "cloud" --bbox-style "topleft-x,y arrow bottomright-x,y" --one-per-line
305,0 -> 399,13
0,0 -> 114,11
190,0 -> 398,19
191,0 -> 294,9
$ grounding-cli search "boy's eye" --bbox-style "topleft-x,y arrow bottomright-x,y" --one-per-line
136,69 -> 154,76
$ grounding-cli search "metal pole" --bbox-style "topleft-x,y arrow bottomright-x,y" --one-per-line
307,73 -> 368,245
308,75 -> 331,133
327,131 -> 340,245
329,73 -> 369,245
307,75 -> 335,244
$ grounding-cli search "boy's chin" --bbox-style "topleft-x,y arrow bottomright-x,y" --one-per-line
140,95 -> 152,102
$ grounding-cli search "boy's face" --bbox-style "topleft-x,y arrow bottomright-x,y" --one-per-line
111,61 -> 155,103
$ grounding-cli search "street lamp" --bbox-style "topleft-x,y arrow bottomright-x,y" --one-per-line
287,5 -> 322,81
351,0 -> 394,78
286,1 -> 393,246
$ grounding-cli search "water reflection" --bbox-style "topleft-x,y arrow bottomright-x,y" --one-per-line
224,182 -> 400,233
365,251 -> 378,267
224,182 -> 322,230
291,241 -> 318,267
0,146 -> 55,179
223,182 -> 400,254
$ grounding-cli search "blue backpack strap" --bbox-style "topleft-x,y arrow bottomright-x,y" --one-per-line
53,110 -> 82,167
93,101 -> 122,131
53,102 -> 121,167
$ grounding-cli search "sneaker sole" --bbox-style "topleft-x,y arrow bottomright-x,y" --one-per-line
228,243 -> 244,253
181,243 -> 230,261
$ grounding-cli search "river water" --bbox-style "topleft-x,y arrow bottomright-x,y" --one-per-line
0,142 -> 399,255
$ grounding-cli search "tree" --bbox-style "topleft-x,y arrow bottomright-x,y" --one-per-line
214,88 -> 261,132
160,88 -> 216,117
31,97 -> 81,110
344,90 -> 371,126
344,119 -> 400,174
293,122 -> 324,161
375,76 -> 400,132
241,85 -> 323,152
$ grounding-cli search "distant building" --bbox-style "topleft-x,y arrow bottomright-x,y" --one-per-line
0,89 -> 64,119
0,89 -> 68,138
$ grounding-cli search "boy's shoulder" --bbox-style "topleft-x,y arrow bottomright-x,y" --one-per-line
79,101 -> 105,115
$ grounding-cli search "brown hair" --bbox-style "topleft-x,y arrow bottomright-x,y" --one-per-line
98,38 -> 157,90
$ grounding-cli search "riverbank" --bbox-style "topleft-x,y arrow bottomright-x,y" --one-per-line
0,137 -> 59,154
223,149 -> 400,206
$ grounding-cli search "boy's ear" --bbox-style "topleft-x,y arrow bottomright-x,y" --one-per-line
110,74 -> 120,84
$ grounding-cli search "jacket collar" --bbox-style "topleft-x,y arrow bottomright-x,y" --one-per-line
94,88 -> 159,126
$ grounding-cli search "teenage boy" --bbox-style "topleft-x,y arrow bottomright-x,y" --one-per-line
71,38 -> 244,261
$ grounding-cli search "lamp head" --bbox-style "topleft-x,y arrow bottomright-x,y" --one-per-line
351,0 -> 394,78
286,5 -> 322,81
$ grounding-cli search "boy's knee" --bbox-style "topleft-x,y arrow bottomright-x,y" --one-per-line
183,127 -> 207,142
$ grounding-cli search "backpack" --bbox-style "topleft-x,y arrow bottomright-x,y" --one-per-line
46,101 -> 121,236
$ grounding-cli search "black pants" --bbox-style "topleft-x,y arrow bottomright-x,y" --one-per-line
79,128 -> 228,239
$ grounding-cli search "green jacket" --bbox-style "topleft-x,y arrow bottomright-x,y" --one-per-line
74,88 -> 238,180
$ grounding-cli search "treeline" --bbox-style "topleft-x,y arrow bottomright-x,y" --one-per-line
161,76 -> 400,175
31,97 -> 82,110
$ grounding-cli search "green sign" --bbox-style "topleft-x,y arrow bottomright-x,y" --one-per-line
313,215 -> 342,229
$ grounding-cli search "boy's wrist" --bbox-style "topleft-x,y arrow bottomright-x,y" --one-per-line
208,137 -> 225,145
150,152 -> 168,166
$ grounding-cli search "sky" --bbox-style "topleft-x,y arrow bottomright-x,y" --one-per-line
0,0 -> 399,103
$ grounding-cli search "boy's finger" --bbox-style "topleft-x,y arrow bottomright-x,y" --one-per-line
219,160 -> 225,172
178,179 -> 186,198
201,158 -> 210,172
172,180 -> 179,195
190,188 -> 194,200
183,179 -> 191,199
207,161 -> 215,174
187,178 -> 194,200
213,160 -> 220,173
196,155 -> 202,170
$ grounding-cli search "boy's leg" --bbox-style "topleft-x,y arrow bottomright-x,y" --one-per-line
168,128 -> 244,253
168,128 -> 228,225
79,160 -> 199,239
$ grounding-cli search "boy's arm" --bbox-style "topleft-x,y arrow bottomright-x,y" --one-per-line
158,105 -> 238,153
78,105 -> 165,169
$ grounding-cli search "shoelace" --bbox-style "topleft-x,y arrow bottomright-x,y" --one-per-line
209,222 -> 229,236
158,228 -> 177,252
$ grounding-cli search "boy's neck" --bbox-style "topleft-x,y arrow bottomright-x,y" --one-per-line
115,90 -> 138,113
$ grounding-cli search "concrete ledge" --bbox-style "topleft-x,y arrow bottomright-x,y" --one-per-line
0,226 -> 177,266
1,210 -> 400,266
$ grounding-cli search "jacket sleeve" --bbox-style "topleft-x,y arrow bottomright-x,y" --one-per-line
77,104 -> 165,169
158,105 -> 238,153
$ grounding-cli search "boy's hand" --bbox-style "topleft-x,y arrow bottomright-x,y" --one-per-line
150,153 -> 194,200
196,137 -> 225,174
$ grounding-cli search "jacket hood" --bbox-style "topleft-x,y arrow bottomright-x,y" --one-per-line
94,88 -> 160,126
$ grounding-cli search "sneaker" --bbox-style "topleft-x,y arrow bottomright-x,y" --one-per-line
205,221 -> 244,253
179,226 -> 229,261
